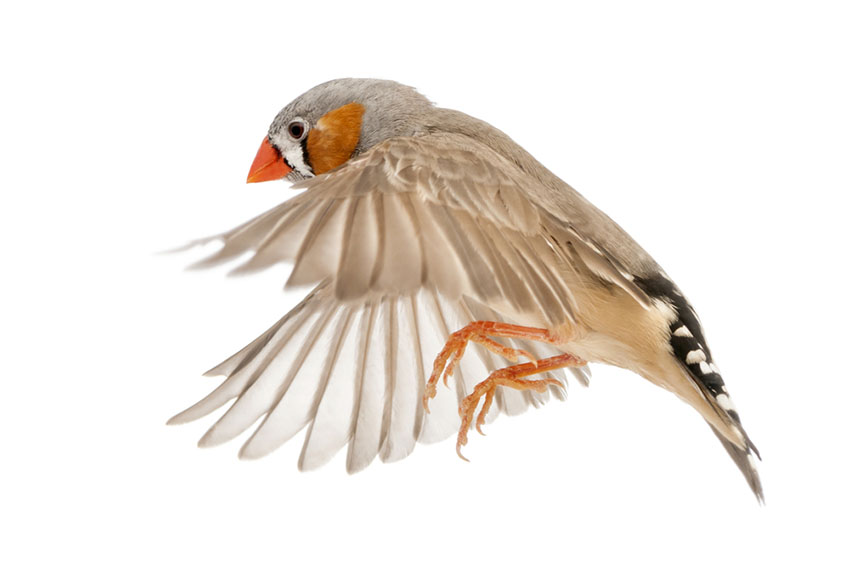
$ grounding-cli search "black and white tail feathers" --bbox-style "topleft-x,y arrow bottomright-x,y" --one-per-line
635,274 -> 764,502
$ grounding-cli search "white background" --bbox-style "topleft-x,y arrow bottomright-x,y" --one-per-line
2,1 -> 848,573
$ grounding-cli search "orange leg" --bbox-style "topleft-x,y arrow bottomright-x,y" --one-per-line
454,353 -> 585,460
422,321 -> 586,460
423,321 -> 565,412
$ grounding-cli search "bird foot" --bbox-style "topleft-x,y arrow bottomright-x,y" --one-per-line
421,320 -> 586,459
457,368 -> 575,461
423,321 -> 561,413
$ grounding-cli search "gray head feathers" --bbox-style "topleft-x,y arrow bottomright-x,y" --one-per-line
269,78 -> 435,154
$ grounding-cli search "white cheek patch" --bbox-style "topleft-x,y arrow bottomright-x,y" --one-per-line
270,134 -> 314,179
285,144 -> 313,178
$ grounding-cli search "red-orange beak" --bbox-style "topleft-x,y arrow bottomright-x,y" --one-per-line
246,137 -> 292,183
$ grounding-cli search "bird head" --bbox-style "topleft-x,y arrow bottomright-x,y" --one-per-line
246,78 -> 433,183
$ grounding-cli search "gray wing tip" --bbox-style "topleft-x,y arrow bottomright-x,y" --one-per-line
155,235 -> 221,256
165,412 -> 186,426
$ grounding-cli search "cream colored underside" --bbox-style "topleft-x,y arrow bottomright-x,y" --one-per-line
517,280 -> 745,449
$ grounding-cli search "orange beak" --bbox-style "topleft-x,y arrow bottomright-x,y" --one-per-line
246,137 -> 292,183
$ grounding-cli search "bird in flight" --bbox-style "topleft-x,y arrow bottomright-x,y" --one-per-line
169,78 -> 762,501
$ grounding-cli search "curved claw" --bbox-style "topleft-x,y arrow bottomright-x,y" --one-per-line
475,388 -> 496,435
422,322 -> 583,465
455,441 -> 471,462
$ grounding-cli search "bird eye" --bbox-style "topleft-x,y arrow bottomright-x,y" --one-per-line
288,121 -> 305,140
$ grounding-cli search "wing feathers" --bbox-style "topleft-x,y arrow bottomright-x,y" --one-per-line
380,295 -> 428,461
376,195 -> 423,293
228,200 -> 318,274
175,133 -> 647,470
409,198 -> 466,300
297,307 -> 358,470
346,302 -> 384,473
426,202 -> 500,301
188,202 -> 300,270
236,305 -> 337,458
202,304 -> 334,449
287,198 -> 346,287
554,223 -> 652,310
335,196 -> 374,299
175,281 -> 586,469
200,313 -> 287,378
188,135 -> 653,322
168,290 -> 323,426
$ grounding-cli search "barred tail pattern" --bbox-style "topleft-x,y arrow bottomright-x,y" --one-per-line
635,273 -> 763,502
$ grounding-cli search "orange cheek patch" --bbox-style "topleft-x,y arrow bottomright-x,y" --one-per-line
306,102 -> 365,175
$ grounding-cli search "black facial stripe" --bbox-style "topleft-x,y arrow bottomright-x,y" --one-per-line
270,139 -> 297,174
300,138 -> 312,172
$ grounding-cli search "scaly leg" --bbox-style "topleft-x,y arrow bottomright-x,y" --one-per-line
423,321 -> 565,412
421,320 -> 586,459
454,353 -> 585,460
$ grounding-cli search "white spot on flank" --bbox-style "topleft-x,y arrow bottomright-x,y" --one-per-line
686,349 -> 706,364
673,325 -> 692,337
716,393 -> 737,411
699,361 -> 713,374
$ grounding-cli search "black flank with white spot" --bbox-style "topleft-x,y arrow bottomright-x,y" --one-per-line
634,273 -> 764,502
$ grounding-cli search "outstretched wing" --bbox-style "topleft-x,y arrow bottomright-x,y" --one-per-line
170,280 -> 589,472
190,133 -> 651,324
170,132 -> 655,470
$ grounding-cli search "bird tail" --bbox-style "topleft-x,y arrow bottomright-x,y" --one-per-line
710,424 -> 763,503
633,273 -> 764,502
